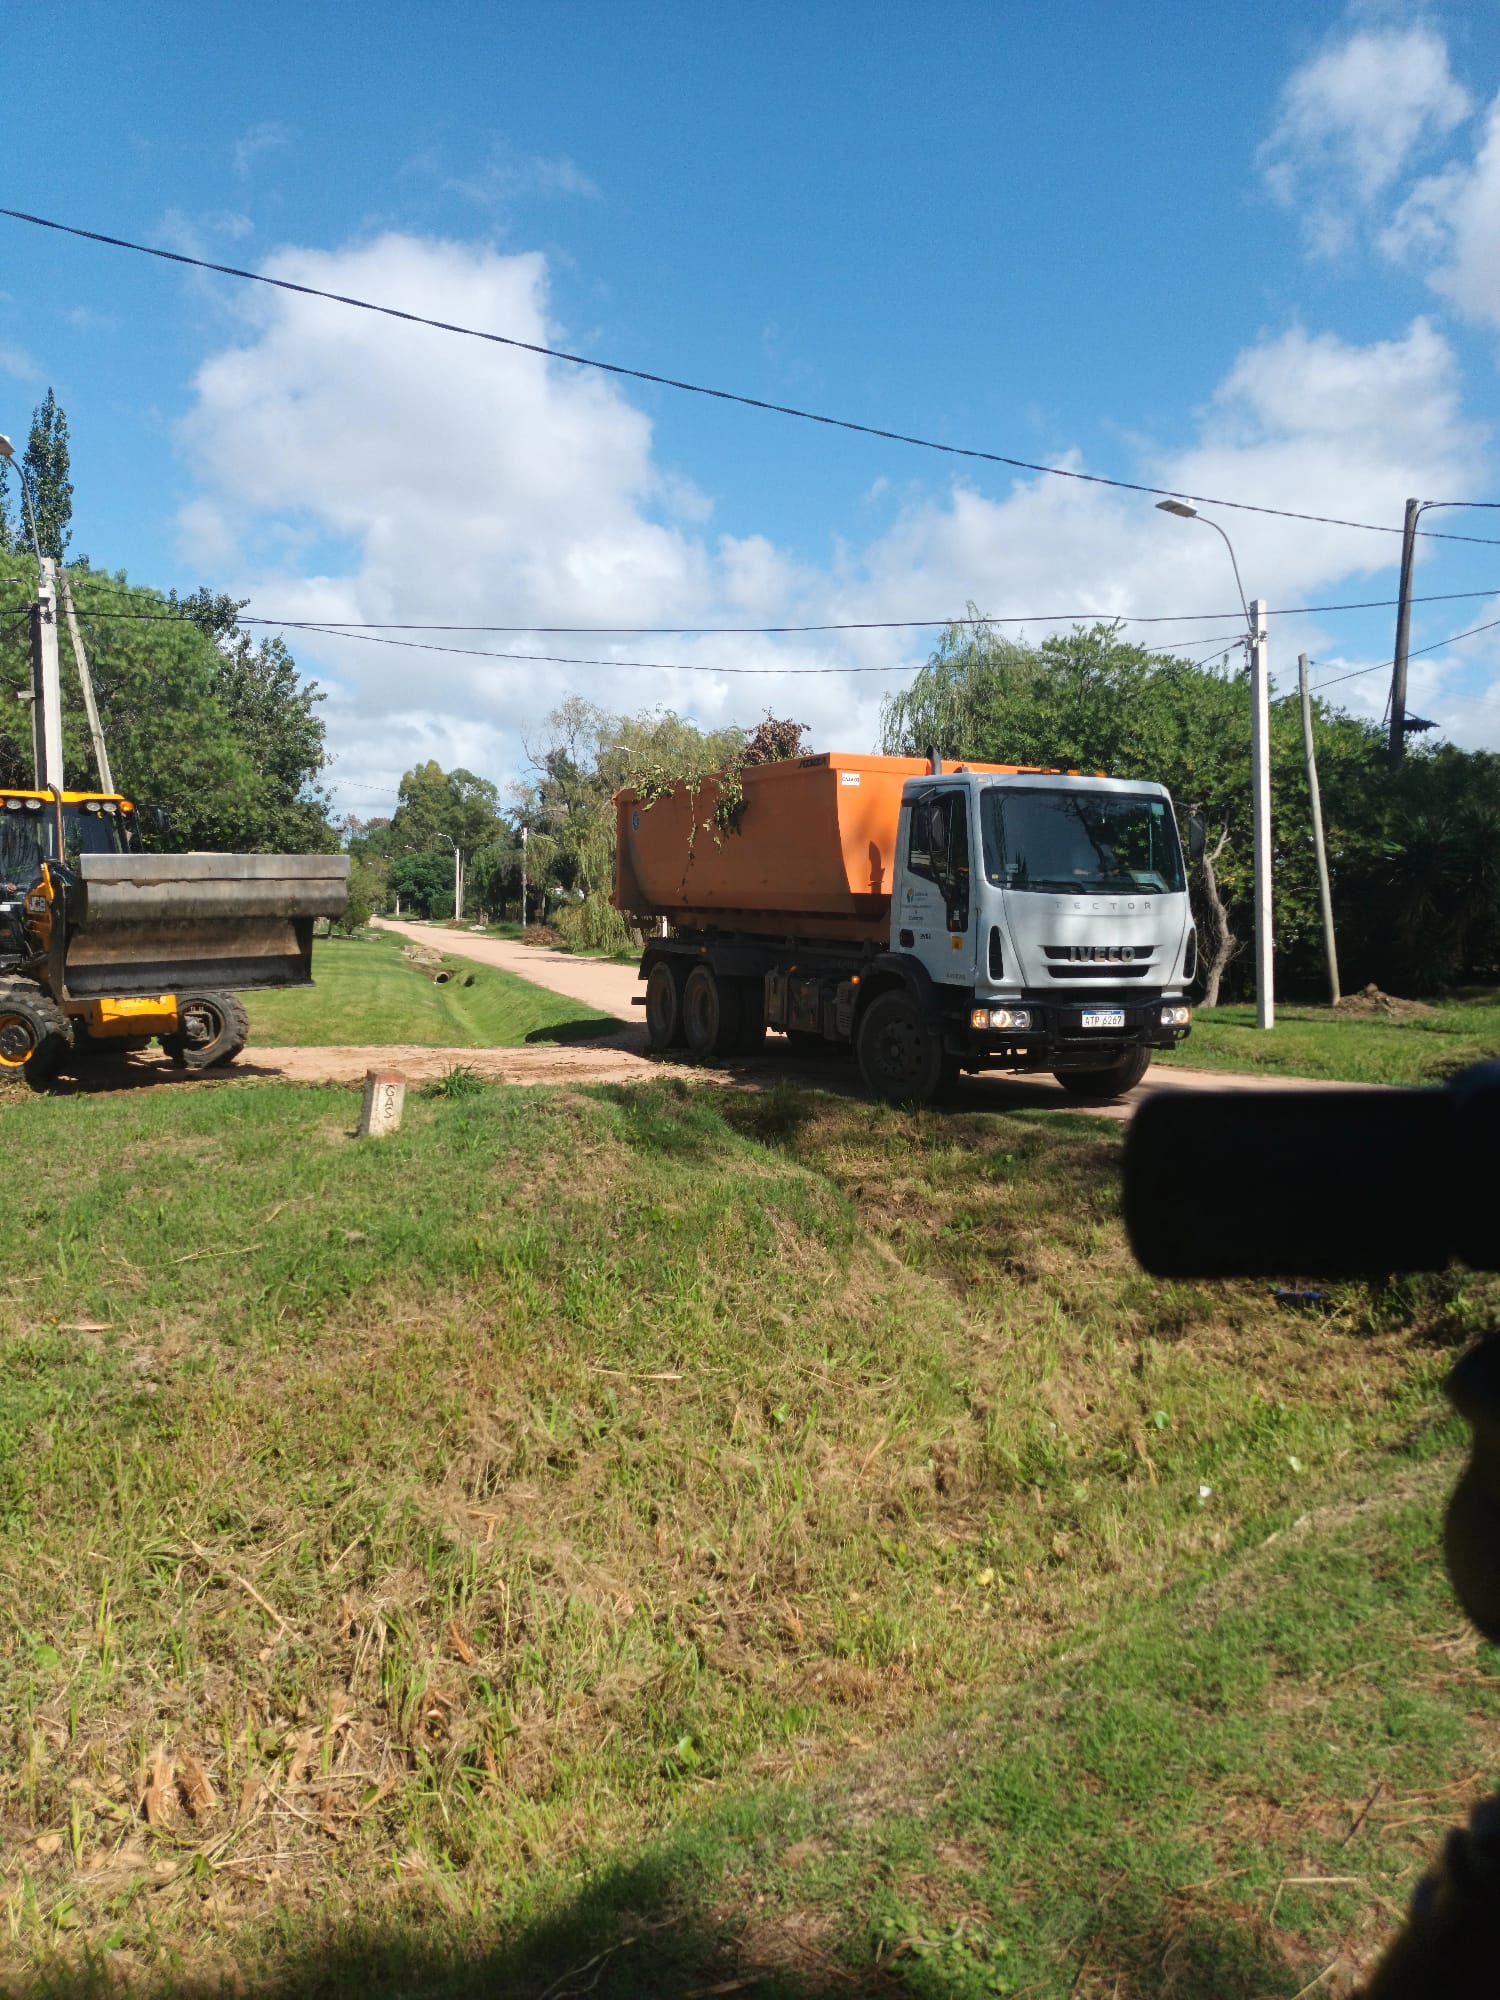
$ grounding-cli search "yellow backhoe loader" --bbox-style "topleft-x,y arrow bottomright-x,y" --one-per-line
0,549 -> 348,1088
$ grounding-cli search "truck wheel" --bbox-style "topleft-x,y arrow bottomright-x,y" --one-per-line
644,959 -> 687,1050
1053,1046 -> 1152,1100
162,992 -> 250,1071
733,977 -> 767,1055
0,983 -> 73,1092
681,964 -> 743,1060
856,990 -> 944,1106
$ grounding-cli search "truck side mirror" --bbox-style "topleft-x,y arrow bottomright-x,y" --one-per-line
1188,813 -> 1206,866
153,806 -> 172,841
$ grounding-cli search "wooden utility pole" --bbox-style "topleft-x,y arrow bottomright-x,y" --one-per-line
1389,497 -> 1421,769
1298,654 -> 1340,1006
58,572 -> 114,794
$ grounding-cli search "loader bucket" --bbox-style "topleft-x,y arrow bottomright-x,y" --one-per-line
61,853 -> 350,998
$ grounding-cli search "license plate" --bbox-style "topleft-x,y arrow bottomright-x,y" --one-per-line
1081,1008 -> 1126,1029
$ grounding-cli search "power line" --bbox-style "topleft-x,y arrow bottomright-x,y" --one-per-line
64,583 -> 1500,638
284,624 -> 914,675
7,202 -> 1498,550
1307,613 -> 1500,694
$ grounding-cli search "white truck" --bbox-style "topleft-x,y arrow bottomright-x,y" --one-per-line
614,751 -> 1196,1103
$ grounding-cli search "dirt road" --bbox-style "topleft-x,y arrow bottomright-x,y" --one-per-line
32,921 -> 1376,1110
375,917 -> 640,1020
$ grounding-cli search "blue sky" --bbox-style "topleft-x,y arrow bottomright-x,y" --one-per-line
2,1 -> 1499,813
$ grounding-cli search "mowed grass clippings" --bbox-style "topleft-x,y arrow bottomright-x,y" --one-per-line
0,1076 -> 1493,1994
242,926 -> 615,1047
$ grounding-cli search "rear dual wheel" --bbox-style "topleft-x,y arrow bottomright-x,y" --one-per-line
680,964 -> 766,1060
644,958 -> 687,1051
161,991 -> 250,1071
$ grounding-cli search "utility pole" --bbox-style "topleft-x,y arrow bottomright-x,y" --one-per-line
30,556 -> 63,789
1298,654 -> 1340,1007
1249,597 -> 1274,1030
1389,497 -> 1421,769
452,840 -> 464,923
520,823 -> 528,926
58,571 -> 114,794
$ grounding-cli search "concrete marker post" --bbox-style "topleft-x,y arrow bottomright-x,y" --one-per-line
359,1070 -> 406,1138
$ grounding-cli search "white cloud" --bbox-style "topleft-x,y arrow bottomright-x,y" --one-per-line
1382,93 -> 1500,331
171,235 -> 1499,813
0,342 -> 39,382
1260,25 -> 1471,251
233,121 -> 293,181
443,142 -> 599,207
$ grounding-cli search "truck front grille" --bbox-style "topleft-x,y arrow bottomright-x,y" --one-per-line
1042,944 -> 1154,979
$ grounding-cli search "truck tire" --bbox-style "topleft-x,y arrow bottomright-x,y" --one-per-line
856,990 -> 945,1106
644,959 -> 687,1050
162,991 -> 250,1071
682,964 -> 743,1060
0,982 -> 73,1092
1053,1046 -> 1152,1100
732,976 -> 767,1055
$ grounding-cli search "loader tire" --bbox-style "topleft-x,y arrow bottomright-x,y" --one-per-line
162,992 -> 249,1071
0,982 -> 73,1092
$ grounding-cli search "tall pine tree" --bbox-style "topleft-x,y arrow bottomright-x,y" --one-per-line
24,388 -> 72,561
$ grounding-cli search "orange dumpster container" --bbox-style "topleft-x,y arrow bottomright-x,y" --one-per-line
613,752 -> 1026,943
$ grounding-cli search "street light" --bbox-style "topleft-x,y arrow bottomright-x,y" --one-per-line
1156,498 -> 1274,1030
0,434 -> 43,565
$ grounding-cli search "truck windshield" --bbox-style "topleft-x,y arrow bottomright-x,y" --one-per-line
981,788 -> 1184,896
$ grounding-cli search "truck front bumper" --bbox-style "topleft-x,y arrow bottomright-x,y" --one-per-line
957,998 -> 1191,1068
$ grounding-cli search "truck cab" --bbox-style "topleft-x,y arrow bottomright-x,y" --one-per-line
880,769 -> 1193,1098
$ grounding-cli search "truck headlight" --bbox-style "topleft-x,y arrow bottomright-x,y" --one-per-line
1160,1005 -> 1191,1027
971,1006 -> 1032,1031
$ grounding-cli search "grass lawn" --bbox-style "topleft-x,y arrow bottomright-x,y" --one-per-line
1158,990 -> 1500,1086
243,927 -> 614,1046
2,1077 -> 1494,1994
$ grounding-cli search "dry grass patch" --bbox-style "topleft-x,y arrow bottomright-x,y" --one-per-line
1,1076 -> 1493,1994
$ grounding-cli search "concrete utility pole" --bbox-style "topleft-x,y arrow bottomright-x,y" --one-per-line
30,556 -> 63,790
519,822 -> 528,926
1298,654 -> 1340,1006
58,571 -> 114,794
1249,597 -> 1274,1030
1389,497 -> 1421,770
1156,499 -> 1275,1028
452,840 -> 464,923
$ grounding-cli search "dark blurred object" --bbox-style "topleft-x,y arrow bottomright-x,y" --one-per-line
1122,1064 -> 1500,1998
1123,1063 -> 1500,1280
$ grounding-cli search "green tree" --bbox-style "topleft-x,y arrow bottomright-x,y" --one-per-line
0,560 -> 334,852
516,699 -> 748,948
24,389 -> 72,563
388,850 -> 454,919
389,761 -> 501,859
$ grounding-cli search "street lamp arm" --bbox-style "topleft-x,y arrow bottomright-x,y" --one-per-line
0,446 -> 43,566
1201,516 -> 1251,637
